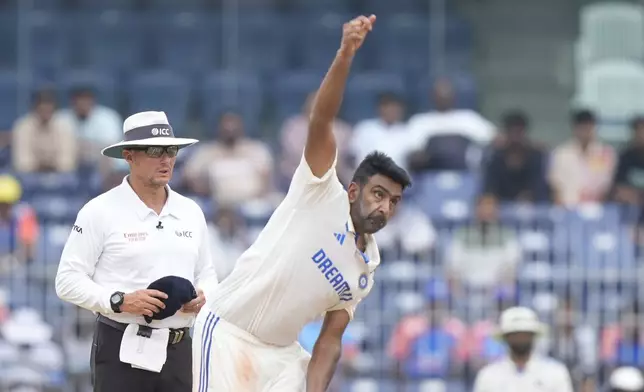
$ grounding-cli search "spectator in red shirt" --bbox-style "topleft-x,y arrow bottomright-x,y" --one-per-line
387,278 -> 467,379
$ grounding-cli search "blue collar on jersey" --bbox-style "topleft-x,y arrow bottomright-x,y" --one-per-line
346,222 -> 369,264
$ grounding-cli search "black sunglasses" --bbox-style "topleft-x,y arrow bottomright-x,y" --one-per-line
127,145 -> 179,158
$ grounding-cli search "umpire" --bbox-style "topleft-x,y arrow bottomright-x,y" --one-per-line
55,111 -> 217,392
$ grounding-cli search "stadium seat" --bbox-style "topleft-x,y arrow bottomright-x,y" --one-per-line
295,13 -> 368,71
574,59 -> 644,122
578,2 -> 644,64
342,72 -> 406,123
17,172 -> 82,198
199,71 -> 263,133
57,69 -> 118,108
272,70 -> 325,122
75,11 -> 146,73
378,14 -> 431,73
127,70 -> 191,133
25,11 -> 69,75
291,0 -> 352,13
0,71 -> 51,131
0,12 -> 17,68
153,12 -> 220,74
145,0 -> 207,10
233,13 -> 288,73
75,0 -> 136,10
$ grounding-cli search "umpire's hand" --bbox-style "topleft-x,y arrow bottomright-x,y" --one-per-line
121,289 -> 168,317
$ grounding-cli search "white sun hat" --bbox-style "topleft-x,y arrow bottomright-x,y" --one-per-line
101,111 -> 198,159
497,306 -> 546,336
610,366 -> 644,391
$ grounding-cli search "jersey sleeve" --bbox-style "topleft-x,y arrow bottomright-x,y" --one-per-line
55,201 -> 113,314
285,150 -> 345,207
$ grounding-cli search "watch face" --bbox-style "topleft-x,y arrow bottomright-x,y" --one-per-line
111,293 -> 121,304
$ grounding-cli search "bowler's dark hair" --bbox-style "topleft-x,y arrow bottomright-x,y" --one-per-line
352,151 -> 412,190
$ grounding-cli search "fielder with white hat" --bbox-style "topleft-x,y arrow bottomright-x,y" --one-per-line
473,307 -> 574,392
56,111 -> 217,392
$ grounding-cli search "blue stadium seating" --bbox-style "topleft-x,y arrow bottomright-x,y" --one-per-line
272,70 -> 325,121
343,72 -> 407,123
153,12 -> 220,74
232,13 -> 289,73
0,12 -> 17,68
291,0 -> 352,13
57,69 -> 118,108
0,71 -> 52,130
75,11 -> 146,73
25,11 -> 69,75
377,14 -> 431,73
127,70 -> 191,133
199,71 -> 263,133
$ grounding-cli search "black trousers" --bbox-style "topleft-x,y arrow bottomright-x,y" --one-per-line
90,320 -> 192,392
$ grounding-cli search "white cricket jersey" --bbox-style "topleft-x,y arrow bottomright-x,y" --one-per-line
207,152 -> 380,346
473,356 -> 574,392
55,176 -> 217,329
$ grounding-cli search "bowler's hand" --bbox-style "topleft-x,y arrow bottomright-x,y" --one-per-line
121,289 -> 168,317
339,14 -> 376,57
181,289 -> 206,313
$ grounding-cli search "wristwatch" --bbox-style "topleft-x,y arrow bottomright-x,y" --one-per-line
110,291 -> 125,313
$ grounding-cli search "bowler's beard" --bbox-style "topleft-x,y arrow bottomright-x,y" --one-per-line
351,202 -> 387,234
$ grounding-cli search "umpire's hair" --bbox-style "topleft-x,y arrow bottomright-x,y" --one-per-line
352,151 -> 412,190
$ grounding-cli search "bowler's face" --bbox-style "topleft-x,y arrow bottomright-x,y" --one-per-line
124,148 -> 176,187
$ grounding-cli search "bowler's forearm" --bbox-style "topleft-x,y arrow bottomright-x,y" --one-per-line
306,340 -> 342,392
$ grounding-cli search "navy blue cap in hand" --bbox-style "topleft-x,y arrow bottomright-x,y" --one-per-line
144,276 -> 197,324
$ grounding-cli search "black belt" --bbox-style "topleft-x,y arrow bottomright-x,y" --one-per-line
97,314 -> 189,345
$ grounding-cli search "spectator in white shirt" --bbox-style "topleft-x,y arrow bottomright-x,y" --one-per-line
350,92 -> 434,254
57,86 -> 125,183
473,307 -> 573,392
407,78 -> 496,171
350,92 -> 412,169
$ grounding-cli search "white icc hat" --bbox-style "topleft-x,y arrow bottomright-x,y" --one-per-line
101,111 -> 198,159
498,306 -> 545,335
610,367 -> 644,391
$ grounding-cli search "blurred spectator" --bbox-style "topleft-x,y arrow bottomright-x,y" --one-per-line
445,197 -> 521,294
601,301 -> 644,368
11,90 -> 77,173
467,289 -> 514,371
0,175 -> 39,270
406,78 -> 496,172
57,86 -> 122,171
473,307 -> 573,392
481,110 -> 549,203
613,117 -> 644,207
388,278 -> 467,379
208,207 -> 251,282
350,92 -> 412,169
183,111 -> 275,207
548,109 -> 616,206
279,91 -> 352,187
608,366 -> 644,392
547,297 -> 598,392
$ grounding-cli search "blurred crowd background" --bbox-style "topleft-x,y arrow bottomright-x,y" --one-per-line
1,0 -> 644,391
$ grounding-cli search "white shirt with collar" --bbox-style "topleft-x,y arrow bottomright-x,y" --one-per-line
55,177 -> 217,329
207,151 -> 380,347
350,118 -> 414,169
473,355 -> 574,392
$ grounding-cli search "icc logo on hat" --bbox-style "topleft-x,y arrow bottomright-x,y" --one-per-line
358,273 -> 368,290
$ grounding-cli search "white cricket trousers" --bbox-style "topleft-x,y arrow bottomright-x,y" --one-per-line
192,308 -> 311,392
